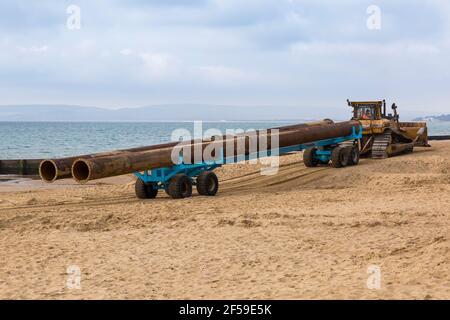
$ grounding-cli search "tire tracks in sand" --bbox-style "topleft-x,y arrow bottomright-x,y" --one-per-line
0,160 -> 329,213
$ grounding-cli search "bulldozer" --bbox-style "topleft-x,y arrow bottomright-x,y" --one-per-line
347,100 -> 429,159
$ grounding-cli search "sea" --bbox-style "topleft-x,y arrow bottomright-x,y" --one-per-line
0,121 -> 449,159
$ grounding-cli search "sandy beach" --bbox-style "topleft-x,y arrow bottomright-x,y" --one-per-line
0,141 -> 449,299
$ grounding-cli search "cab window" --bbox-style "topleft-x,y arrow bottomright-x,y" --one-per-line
356,106 -> 375,120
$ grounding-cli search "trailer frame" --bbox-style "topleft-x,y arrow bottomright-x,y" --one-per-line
134,125 -> 362,198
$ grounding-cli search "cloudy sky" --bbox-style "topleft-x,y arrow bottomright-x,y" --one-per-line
0,0 -> 449,116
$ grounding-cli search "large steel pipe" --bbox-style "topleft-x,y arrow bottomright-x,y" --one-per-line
72,121 -> 359,184
0,159 -> 43,176
177,120 -> 358,163
39,142 -> 180,183
40,120 -> 333,182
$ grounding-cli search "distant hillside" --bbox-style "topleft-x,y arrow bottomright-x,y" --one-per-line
0,104 -> 349,122
413,114 -> 450,121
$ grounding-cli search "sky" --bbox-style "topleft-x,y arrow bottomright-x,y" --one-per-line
0,0 -> 449,116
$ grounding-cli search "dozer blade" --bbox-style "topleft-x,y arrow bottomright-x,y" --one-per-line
399,122 -> 430,147
390,142 -> 414,156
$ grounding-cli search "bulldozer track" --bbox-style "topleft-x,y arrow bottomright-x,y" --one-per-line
222,167 -> 327,191
220,159 -> 303,185
221,162 -> 329,193
372,129 -> 391,159
0,195 -> 141,212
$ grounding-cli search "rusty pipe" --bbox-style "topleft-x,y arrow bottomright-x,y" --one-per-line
72,121 -> 359,184
40,119 -> 333,182
39,142 -> 180,183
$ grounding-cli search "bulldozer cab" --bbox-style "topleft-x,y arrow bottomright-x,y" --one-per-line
348,100 -> 384,121
346,99 -> 430,156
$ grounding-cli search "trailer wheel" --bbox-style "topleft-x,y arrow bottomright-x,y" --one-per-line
331,147 -> 349,168
167,174 -> 193,199
303,147 -> 319,167
345,146 -> 360,166
196,171 -> 219,196
135,179 -> 158,199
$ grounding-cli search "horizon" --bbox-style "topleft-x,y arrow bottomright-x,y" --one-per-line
0,103 -> 446,121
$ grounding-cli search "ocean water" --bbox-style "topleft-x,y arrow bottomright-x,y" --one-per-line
426,121 -> 450,136
0,121 -> 449,159
0,121 -> 294,159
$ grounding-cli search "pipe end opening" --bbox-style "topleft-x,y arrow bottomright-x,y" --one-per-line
72,160 -> 90,183
39,160 -> 58,183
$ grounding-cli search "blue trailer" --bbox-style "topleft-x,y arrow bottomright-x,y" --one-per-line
134,125 -> 362,199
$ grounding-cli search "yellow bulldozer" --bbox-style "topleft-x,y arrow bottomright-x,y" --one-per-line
347,100 -> 429,159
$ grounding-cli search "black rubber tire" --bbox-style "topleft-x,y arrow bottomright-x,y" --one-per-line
303,147 -> 319,167
345,145 -> 360,166
135,179 -> 158,199
331,147 -> 349,168
196,171 -> 219,196
167,174 -> 193,199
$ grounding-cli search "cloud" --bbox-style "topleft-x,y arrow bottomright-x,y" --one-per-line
138,52 -> 181,77
17,45 -> 49,53
197,65 -> 249,84
120,48 -> 133,56
0,0 -> 449,115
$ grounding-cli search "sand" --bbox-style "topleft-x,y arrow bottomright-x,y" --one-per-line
0,141 -> 449,300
